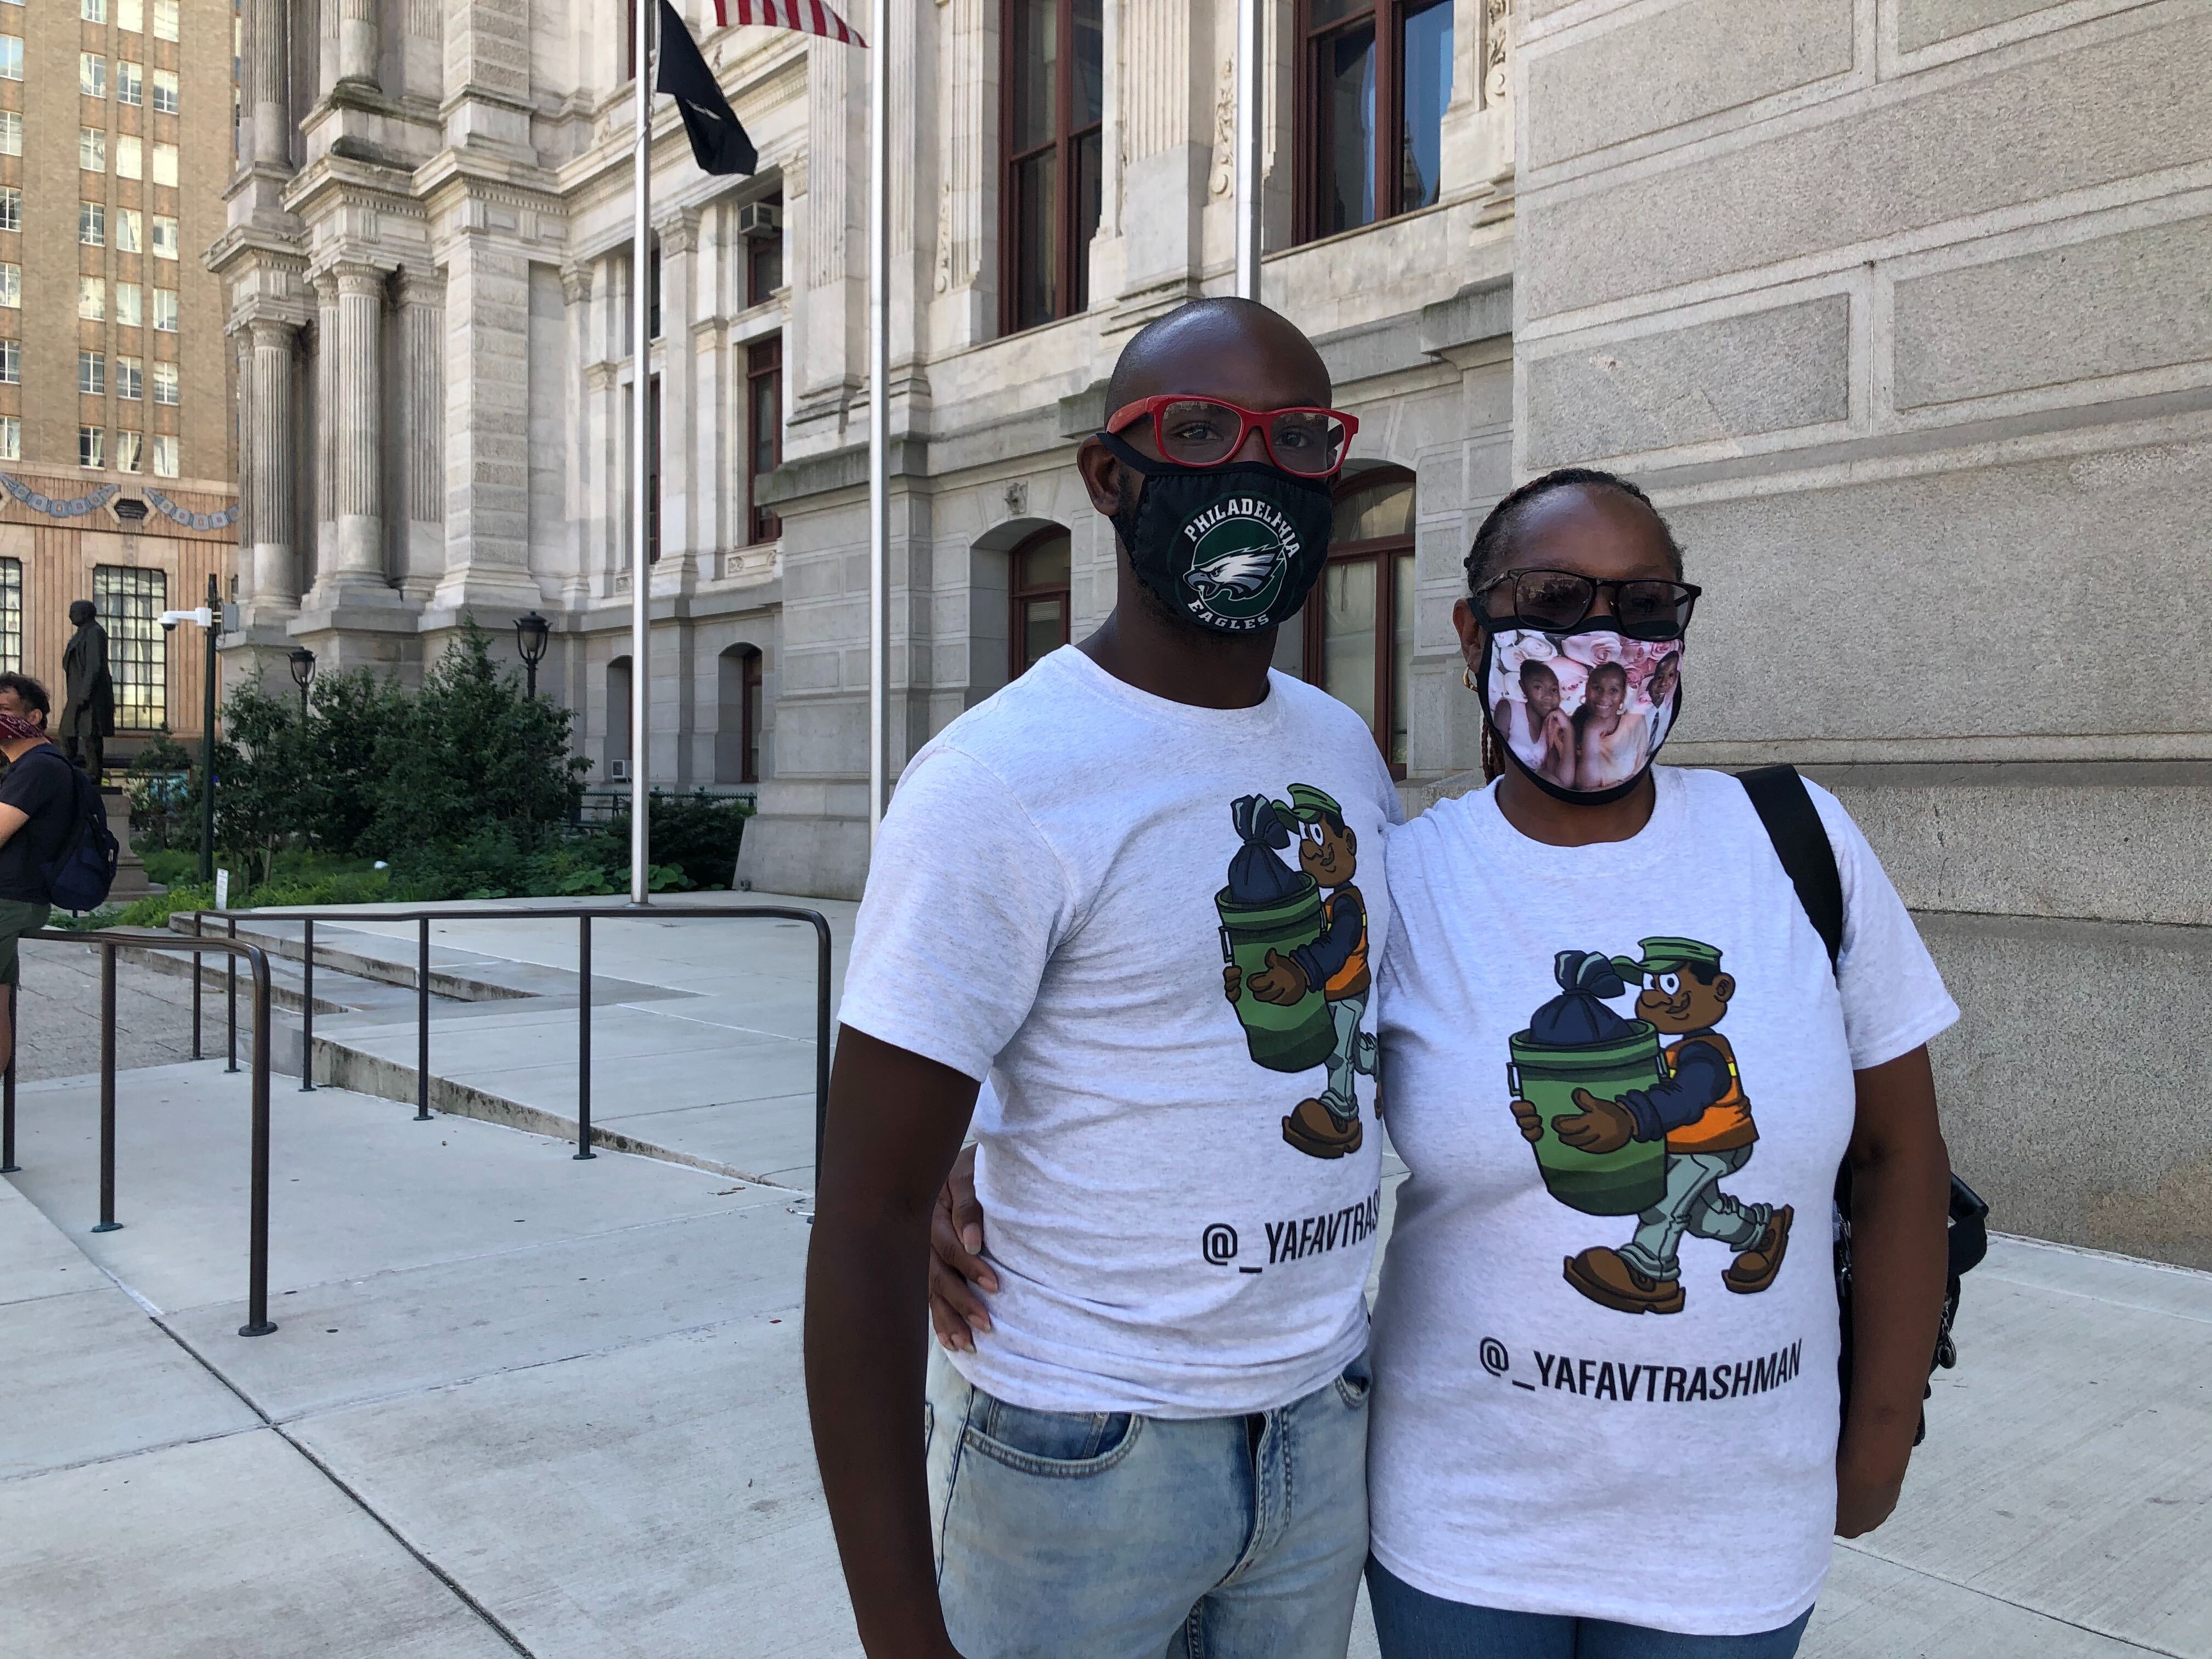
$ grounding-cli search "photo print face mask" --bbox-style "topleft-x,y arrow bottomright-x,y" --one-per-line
1099,430 -> 1334,635
1482,627 -> 1685,804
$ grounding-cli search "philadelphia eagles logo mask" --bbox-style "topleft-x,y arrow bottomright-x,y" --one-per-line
1099,430 -> 1335,634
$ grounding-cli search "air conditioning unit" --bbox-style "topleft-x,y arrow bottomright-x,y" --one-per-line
609,759 -> 630,781
737,200 -> 782,239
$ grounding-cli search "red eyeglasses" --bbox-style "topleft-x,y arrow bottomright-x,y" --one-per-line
1105,395 -> 1359,479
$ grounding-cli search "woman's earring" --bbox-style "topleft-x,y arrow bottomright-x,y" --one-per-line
1462,665 -> 1477,693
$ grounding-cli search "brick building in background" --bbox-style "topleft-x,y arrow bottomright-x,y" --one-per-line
0,0 -> 235,757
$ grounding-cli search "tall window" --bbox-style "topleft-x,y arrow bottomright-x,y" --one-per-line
606,656 -> 632,772
116,282 -> 140,325
0,112 -> 20,154
746,197 -> 784,307
151,215 -> 177,258
80,278 -> 106,320
153,0 -> 177,41
1009,526 -> 1071,680
645,375 -> 661,562
152,287 -> 177,330
746,336 -> 782,545
717,645 -> 764,785
151,142 -> 177,185
0,264 -> 18,308
151,67 -> 177,114
80,201 -> 105,245
1304,469 -> 1415,774
0,560 -> 20,672
151,432 -> 176,476
118,60 -> 142,105
0,340 -> 18,383
116,208 -> 140,251
1298,0 -> 1454,244
0,37 -> 21,81
151,360 -> 177,404
1001,0 -> 1102,334
0,188 -> 15,232
79,349 -> 105,394
95,566 -> 165,728
117,355 -> 141,399
116,429 -> 142,472
80,127 -> 107,172
81,53 -> 106,98
0,416 -> 16,461
117,134 -> 142,178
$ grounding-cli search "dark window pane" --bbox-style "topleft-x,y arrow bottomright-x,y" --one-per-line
1400,0 -> 1453,211
1310,0 -> 1373,27
1019,537 -> 1070,590
1324,23 -> 1376,234
1321,557 -> 1379,733
1011,0 -> 1057,154
1073,128 -> 1102,313
1391,550 -> 1414,767
1022,597 -> 1065,673
1072,0 -> 1103,126
1333,476 -> 1415,544
749,236 -> 782,306
1013,149 -> 1058,330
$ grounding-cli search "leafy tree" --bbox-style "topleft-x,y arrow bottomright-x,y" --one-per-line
217,675 -> 313,885
366,621 -> 587,859
298,667 -> 408,853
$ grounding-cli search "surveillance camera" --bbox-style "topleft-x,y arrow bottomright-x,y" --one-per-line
161,620 -> 177,633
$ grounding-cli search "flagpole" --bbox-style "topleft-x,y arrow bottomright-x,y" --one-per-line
866,0 -> 889,847
1234,0 -> 1262,301
630,0 -> 654,905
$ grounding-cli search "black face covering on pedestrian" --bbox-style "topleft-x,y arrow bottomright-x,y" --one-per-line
1099,430 -> 1335,636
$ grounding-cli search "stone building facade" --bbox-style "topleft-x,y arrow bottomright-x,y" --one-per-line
0,0 -> 236,750
222,1 -> 2209,1267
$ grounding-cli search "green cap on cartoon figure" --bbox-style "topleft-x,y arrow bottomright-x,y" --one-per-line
1279,783 -> 1346,827
1610,936 -> 1723,981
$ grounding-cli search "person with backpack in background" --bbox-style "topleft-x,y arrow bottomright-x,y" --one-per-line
0,673 -> 82,1075
932,468 -> 1961,1656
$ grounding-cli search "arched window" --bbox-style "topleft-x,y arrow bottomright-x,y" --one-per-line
1009,526 -> 1071,680
1304,467 -> 1415,775
606,656 -> 633,777
717,645 -> 765,785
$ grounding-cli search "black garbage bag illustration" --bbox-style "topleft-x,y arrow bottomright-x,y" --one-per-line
1216,794 -> 1334,1071
1508,949 -> 1668,1215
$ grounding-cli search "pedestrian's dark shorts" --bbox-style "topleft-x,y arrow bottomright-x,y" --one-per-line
0,898 -> 52,987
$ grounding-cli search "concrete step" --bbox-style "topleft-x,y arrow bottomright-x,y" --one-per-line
120,938 -> 430,1018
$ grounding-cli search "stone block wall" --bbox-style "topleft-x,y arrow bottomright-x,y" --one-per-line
1515,0 -> 2212,1266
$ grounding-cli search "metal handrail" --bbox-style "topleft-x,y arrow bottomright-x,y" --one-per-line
0,928 -> 277,1338
178,904 -> 834,1173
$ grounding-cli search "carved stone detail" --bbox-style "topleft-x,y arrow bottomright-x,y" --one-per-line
1210,56 -> 1235,197
1483,0 -> 1511,108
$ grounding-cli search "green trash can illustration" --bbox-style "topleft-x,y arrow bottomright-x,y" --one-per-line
1217,874 -> 1336,1074
1508,1023 -> 1671,1217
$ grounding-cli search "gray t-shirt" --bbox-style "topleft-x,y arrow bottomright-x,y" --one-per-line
1369,767 -> 1959,1634
839,646 -> 1402,1417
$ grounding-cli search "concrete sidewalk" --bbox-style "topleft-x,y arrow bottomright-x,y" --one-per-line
4,1049 -> 2208,1657
182,892 -> 853,1189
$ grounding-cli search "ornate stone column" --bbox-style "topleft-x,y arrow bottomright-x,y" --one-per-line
654,210 -> 699,569
396,268 -> 445,599
338,0 -> 380,90
312,274 -> 340,586
247,318 -> 301,612
248,0 -> 292,168
331,262 -> 387,583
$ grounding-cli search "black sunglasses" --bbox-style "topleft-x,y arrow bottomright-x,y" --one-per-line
1476,569 -> 1701,641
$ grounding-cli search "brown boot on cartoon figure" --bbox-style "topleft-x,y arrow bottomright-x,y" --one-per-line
1282,1098 -> 1363,1159
1723,1204 -> 1794,1295
1563,1246 -> 1686,1315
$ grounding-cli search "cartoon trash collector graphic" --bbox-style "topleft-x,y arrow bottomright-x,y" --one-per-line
1509,938 -> 1792,1314
1217,786 -> 1377,1160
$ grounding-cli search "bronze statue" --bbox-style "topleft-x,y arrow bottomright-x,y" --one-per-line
61,599 -> 113,782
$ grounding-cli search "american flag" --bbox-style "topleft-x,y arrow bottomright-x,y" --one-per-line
713,0 -> 867,47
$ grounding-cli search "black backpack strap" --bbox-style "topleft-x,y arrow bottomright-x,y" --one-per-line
1735,765 -> 1843,973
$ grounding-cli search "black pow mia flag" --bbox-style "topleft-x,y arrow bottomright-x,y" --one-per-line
656,0 -> 758,177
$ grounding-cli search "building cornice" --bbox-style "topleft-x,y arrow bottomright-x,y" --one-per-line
282,153 -> 424,224
414,147 -> 569,222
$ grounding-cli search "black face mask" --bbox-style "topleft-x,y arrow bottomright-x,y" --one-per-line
1098,430 -> 1335,635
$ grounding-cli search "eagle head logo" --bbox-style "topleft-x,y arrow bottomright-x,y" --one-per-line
1183,541 -> 1288,602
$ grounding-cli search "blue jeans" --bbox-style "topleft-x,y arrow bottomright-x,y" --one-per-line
1367,1560 -> 1811,1658
926,1346 -> 1370,1658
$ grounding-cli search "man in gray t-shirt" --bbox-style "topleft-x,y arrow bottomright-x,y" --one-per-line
805,300 -> 1391,1659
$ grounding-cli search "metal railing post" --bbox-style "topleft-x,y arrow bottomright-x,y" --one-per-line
415,917 -> 431,1120
191,911 -> 203,1060
299,918 -> 315,1091
574,915 -> 595,1160
239,947 -> 275,1336
812,914 -> 832,1189
92,942 -> 119,1232
224,916 -> 239,1073
1,977 -> 18,1173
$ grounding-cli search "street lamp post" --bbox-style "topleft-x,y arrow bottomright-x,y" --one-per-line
287,646 -> 316,720
158,574 -> 227,886
515,611 -> 550,701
